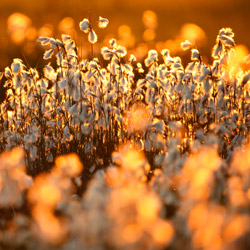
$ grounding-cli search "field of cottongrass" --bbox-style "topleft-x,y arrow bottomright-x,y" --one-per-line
0,15 -> 250,250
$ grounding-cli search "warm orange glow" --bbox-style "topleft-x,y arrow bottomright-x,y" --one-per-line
193,227 -> 222,250
223,215 -> 250,244
26,26 -> 37,41
7,12 -> 33,44
32,205 -> 67,244
10,30 -> 26,44
179,23 -> 206,44
235,44 -> 249,62
38,24 -> 54,37
136,195 -> 160,224
1,8 -> 250,250
28,174 -> 61,207
228,176 -> 247,207
143,28 -> 156,42
227,44 -> 249,75
125,104 -> 151,134
118,25 -> 132,40
117,24 -> 136,48
106,167 -> 124,187
232,144 -> 250,173
122,224 -> 142,243
112,144 -> 150,176
142,10 -> 157,30
188,203 -> 209,230
133,43 -> 149,61
247,188 -> 250,199
188,169 -> 211,200
164,39 -> 180,54
54,153 -> 83,177
181,147 -> 221,200
151,220 -> 174,246
58,17 -> 76,37
189,205 -> 224,250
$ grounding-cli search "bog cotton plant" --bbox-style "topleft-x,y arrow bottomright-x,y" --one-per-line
181,40 -> 192,50
0,15 -> 250,250
79,16 -> 109,44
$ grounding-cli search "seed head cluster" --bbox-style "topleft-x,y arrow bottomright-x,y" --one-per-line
0,16 -> 250,250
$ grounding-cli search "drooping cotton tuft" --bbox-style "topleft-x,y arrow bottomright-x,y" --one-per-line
61,34 -> 71,43
43,49 -> 54,60
37,36 -> 50,46
88,30 -> 98,44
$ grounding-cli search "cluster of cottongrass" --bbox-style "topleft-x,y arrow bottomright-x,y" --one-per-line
0,16 -> 250,250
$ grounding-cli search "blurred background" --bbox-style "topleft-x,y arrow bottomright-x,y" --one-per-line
0,0 -> 250,71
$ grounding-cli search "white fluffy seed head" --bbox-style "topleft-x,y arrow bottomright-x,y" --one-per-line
88,30 -> 98,44
43,49 -> 54,60
212,40 -> 223,59
116,45 -> 127,57
145,49 -> 158,67
109,38 -> 117,48
62,34 -> 71,43
79,18 -> 90,33
101,47 -> 113,60
219,27 -> 234,37
191,49 -> 200,61
181,40 -> 192,51
129,54 -> 137,63
218,35 -> 235,47
11,62 -> 21,74
37,36 -> 50,46
98,16 -> 109,29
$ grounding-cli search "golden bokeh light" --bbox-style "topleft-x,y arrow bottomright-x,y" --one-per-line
54,153 -> 83,177
143,28 -> 156,42
179,23 -> 206,45
7,12 -> 34,44
32,205 -> 67,244
58,17 -> 76,37
0,6 -> 250,249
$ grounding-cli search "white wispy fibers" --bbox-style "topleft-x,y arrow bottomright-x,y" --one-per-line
181,40 -> 192,51
98,16 -> 109,29
79,18 -> 90,33
191,49 -> 201,61
43,49 -> 54,60
145,50 -> 158,67
88,30 -> 98,44
11,58 -> 23,74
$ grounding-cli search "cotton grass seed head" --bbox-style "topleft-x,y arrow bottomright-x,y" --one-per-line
11,59 -> 23,74
191,49 -> 200,61
61,34 -> 71,43
145,49 -> 158,67
219,27 -> 234,38
181,40 -> 192,51
88,30 -> 98,44
116,45 -> 127,57
79,18 -> 90,33
98,16 -> 109,29
43,49 -> 54,60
